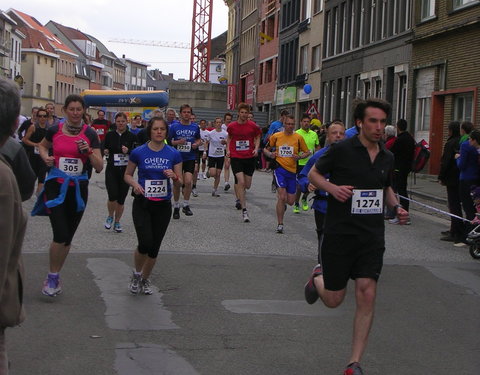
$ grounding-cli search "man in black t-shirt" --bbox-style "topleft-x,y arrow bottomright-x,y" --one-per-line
304,98 -> 409,375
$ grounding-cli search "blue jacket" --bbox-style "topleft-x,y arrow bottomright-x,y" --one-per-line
31,167 -> 88,216
297,146 -> 330,213
456,140 -> 480,181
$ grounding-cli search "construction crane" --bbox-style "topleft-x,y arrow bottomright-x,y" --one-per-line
190,0 -> 213,83
108,39 -> 190,49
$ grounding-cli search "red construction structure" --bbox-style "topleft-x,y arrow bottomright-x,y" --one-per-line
190,0 -> 213,82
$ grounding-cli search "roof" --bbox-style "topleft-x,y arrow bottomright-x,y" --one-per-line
8,9 -> 75,56
50,20 -> 89,41
19,25 -> 56,53
85,33 -> 116,59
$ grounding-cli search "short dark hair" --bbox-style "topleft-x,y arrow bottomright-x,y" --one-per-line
179,104 -> 192,113
301,114 -> 310,121
146,116 -> 168,141
470,129 -> 480,144
285,115 -> 295,122
64,94 -> 86,110
352,97 -> 391,123
280,109 -> 289,117
396,119 -> 408,131
461,121 -> 474,135
0,78 -> 21,141
115,112 -> 127,121
97,109 -> 105,115
224,112 -> 233,120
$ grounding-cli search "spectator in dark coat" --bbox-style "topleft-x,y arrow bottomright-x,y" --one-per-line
389,119 -> 415,221
438,121 -> 463,243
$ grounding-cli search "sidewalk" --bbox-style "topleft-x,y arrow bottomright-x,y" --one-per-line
407,173 -> 447,205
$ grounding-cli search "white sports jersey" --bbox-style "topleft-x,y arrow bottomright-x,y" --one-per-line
207,129 -> 228,158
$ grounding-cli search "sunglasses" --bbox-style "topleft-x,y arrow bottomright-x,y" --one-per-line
37,115 -> 48,118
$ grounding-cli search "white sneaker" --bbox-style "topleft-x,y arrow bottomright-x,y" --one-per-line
129,272 -> 142,294
192,188 -> 198,197
242,210 -> 250,223
202,173 -> 207,180
142,278 -> 153,295
388,218 -> 399,225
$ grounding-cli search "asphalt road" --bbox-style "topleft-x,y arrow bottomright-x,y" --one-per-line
8,167 -> 480,375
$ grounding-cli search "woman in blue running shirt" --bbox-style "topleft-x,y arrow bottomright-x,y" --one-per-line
124,117 -> 182,295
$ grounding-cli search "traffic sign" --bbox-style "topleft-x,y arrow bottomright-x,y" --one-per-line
306,103 -> 318,115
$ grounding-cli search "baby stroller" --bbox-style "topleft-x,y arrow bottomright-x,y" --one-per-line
466,186 -> 480,259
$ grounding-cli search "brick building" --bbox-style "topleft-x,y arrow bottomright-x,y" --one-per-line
410,0 -> 480,174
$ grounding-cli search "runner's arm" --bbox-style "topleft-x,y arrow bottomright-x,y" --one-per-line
308,166 -> 353,203
124,160 -> 144,195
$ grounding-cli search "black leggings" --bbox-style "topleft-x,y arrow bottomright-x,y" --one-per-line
105,165 -> 130,205
45,179 -> 88,245
314,210 -> 325,264
132,196 -> 172,258
29,154 -> 48,183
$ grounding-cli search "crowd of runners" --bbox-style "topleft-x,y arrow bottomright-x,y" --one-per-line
3,76 -> 412,375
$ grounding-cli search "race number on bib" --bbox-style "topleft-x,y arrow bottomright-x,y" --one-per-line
177,142 -> 192,152
235,140 -> 250,151
113,153 -> 129,167
59,157 -> 83,176
144,179 -> 168,198
214,147 -> 224,156
351,189 -> 383,214
278,145 -> 294,157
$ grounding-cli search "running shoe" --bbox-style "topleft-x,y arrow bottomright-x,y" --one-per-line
304,264 -> 323,305
276,224 -> 284,234
235,199 -> 242,210
182,205 -> 193,216
173,207 -> 180,219
142,278 -> 153,295
212,190 -> 220,197
129,272 -> 142,294
104,216 -> 113,230
344,362 -> 364,375
388,217 -> 399,224
242,210 -> 250,223
301,198 -> 309,211
224,182 -> 231,191
293,204 -> 300,214
114,222 -> 122,233
42,273 -> 62,297
202,173 -> 207,180
192,188 -> 198,197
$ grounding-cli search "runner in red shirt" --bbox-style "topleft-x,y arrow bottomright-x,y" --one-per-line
226,103 -> 261,222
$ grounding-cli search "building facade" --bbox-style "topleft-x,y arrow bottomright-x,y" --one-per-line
411,0 -> 480,174
256,0 -> 280,121
320,0 -> 412,128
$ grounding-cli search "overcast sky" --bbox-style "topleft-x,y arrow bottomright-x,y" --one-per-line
8,0 -> 229,80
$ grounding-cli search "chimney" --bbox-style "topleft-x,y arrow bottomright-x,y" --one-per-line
169,73 -> 174,78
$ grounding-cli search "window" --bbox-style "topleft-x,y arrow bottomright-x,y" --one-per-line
311,44 -> 321,71
453,0 -> 479,9
259,63 -> 264,85
266,59 -> 274,83
397,75 -> 407,120
36,84 -> 41,97
420,0 -> 435,20
454,93 -> 474,122
37,56 -> 40,64
301,0 -> 311,20
363,80 -> 371,98
48,85 -> 53,100
281,0 -> 300,30
313,0 -> 323,13
279,38 -> 299,84
416,97 -> 431,131
330,80 -> 336,119
299,45 -> 309,74
345,77 -> 352,126
266,15 -> 275,39
374,78 -> 382,98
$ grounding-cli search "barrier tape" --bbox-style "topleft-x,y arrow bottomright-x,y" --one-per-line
398,194 -> 472,224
